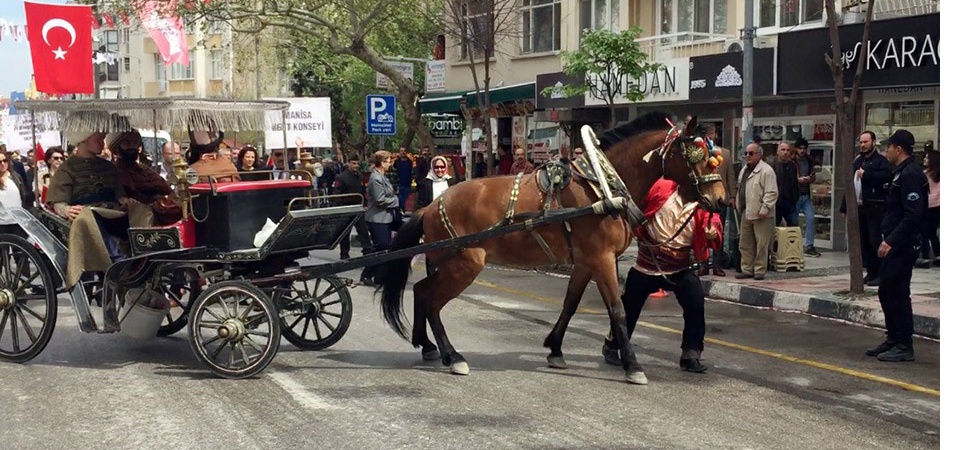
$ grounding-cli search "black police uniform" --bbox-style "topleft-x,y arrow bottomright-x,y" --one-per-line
878,156 -> 927,348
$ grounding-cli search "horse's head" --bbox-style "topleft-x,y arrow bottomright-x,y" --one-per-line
657,116 -> 727,212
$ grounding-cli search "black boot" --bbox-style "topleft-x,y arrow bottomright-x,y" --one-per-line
865,340 -> 896,357
877,344 -> 915,362
679,349 -> 707,373
601,340 -> 621,366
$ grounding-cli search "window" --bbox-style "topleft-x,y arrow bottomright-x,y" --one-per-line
209,50 -> 224,80
460,1 -> 494,59
103,30 -> 119,52
155,54 -> 166,81
580,0 -> 620,39
521,0 -> 561,53
760,0 -> 823,29
659,0 -> 728,38
170,53 -> 195,80
123,57 -> 130,73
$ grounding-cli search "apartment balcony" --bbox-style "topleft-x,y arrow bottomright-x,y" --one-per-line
842,0 -> 939,22
635,32 -> 737,63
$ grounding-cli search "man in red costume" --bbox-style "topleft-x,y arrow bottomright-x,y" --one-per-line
603,178 -> 722,373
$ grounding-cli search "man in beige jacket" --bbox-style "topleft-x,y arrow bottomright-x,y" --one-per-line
736,143 -> 778,280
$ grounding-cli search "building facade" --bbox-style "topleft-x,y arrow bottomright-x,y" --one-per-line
426,0 -> 939,250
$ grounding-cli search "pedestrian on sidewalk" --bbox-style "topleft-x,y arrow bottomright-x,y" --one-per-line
736,143 -> 777,280
333,154 -> 373,260
866,129 -> 927,363
602,178 -> 722,373
841,131 -> 891,286
771,141 -> 800,227
394,147 -> 414,212
794,138 -> 822,257
916,148 -> 939,268
696,124 -> 734,277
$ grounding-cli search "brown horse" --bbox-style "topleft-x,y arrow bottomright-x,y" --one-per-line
379,112 -> 727,384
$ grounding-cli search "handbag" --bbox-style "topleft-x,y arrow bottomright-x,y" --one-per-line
389,207 -> 404,232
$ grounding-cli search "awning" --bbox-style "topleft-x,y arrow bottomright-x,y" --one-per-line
464,82 -> 536,108
419,91 -> 465,115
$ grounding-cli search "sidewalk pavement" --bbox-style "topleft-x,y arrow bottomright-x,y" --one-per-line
615,246 -> 940,340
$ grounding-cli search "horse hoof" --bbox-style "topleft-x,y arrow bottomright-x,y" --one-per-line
547,356 -> 568,369
421,349 -> 440,361
450,361 -> 470,375
625,371 -> 649,385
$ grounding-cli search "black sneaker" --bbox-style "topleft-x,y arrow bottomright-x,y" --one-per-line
865,277 -> 880,287
804,246 -> 821,257
877,344 -> 915,362
865,340 -> 896,357
679,357 -> 707,373
601,341 -> 621,366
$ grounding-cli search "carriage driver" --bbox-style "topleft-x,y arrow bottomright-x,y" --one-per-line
602,178 -> 722,373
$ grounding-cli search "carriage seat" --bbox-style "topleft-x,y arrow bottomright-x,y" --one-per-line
189,179 -> 313,252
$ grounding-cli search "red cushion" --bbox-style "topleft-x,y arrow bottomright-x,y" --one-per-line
189,179 -> 312,194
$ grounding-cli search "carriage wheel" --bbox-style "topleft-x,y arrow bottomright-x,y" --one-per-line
188,281 -> 281,379
279,276 -> 352,350
0,234 -> 58,363
157,270 -> 202,337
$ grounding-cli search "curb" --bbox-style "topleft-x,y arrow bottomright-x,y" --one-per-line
701,280 -> 940,340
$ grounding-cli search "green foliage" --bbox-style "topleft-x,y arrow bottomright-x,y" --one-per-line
540,27 -> 660,106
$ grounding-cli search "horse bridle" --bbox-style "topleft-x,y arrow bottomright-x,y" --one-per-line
647,123 -> 723,190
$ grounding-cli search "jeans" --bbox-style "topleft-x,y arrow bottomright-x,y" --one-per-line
397,184 -> 411,211
775,199 -> 799,227
360,221 -> 394,282
796,195 -> 816,248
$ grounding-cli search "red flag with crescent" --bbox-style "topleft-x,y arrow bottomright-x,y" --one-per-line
139,0 -> 190,67
24,1 -> 94,95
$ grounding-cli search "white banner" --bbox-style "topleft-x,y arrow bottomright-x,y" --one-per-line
264,97 -> 333,150
1,113 -> 61,153
376,61 -> 414,90
425,60 -> 446,93
584,57 -> 690,106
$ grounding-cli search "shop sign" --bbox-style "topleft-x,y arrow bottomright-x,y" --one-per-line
584,57 -> 689,106
425,60 -> 446,93
536,71 -> 586,109
425,114 -> 463,138
778,13 -> 939,94
689,48 -> 775,101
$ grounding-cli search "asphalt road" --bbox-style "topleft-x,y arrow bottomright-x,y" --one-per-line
0,249 -> 939,449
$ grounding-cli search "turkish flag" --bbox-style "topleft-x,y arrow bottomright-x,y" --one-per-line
24,1 -> 94,95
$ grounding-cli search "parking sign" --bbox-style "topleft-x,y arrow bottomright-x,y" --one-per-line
366,94 -> 396,136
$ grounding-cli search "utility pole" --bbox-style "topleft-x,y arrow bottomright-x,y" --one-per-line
741,0 -> 755,159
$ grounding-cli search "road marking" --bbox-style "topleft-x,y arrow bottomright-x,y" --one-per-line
268,372 -> 340,410
471,279 -> 940,397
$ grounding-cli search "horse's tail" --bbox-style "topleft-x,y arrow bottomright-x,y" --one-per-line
380,210 -> 425,340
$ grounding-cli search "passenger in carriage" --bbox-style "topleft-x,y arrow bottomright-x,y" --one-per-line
111,129 -> 180,225
47,128 -> 154,288
236,145 -> 271,181
187,127 -> 240,183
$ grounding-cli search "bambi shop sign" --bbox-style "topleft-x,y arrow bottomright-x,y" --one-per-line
425,115 -> 463,138
584,57 -> 690,106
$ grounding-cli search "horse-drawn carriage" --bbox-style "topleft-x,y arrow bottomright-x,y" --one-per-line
0,100 -> 726,385
0,98 -> 365,378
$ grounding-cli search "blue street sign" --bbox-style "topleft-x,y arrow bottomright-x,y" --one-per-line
366,94 -> 396,136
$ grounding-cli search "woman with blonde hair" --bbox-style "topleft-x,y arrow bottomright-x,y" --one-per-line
359,150 -> 399,286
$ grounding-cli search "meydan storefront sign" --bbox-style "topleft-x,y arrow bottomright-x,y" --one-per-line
425,114 -> 463,138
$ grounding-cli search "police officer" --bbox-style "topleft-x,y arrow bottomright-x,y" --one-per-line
865,129 -> 927,362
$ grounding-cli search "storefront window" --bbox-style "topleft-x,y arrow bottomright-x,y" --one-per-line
865,100 -> 937,158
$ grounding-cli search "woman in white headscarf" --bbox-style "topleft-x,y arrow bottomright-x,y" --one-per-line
415,155 -> 454,209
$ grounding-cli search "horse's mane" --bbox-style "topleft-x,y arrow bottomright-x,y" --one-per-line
598,110 -> 674,150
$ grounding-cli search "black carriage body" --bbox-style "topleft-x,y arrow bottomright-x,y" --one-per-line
191,180 -> 311,252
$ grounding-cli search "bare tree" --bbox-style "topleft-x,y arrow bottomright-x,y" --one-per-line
824,0 -> 877,294
442,0 -> 522,163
